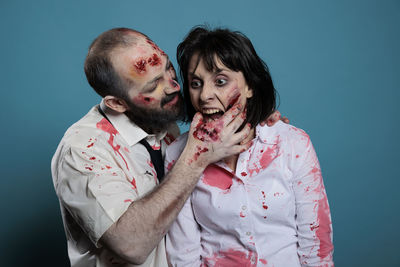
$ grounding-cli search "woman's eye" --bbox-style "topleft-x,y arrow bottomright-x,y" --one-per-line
215,78 -> 227,86
190,80 -> 202,88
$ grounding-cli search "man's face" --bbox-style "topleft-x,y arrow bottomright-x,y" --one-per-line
111,37 -> 184,132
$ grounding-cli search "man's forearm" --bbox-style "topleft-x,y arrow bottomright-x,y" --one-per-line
100,149 -> 205,264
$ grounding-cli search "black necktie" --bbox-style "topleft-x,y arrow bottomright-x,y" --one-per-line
139,139 -> 165,182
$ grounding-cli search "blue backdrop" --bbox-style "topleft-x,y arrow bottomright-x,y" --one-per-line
1,0 -> 399,266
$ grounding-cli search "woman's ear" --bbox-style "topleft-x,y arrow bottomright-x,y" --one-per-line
246,87 -> 254,99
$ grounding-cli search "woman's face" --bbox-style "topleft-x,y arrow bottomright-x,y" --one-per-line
188,54 -> 253,122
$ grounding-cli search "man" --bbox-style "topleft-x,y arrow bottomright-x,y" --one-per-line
51,27 -> 283,267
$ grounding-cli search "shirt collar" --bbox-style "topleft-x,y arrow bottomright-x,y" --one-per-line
255,120 -> 284,144
99,100 -> 167,147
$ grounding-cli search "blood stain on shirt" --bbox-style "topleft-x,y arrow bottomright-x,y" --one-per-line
240,211 -> 246,218
204,249 -> 257,267
241,172 -> 247,176
259,258 -> 268,265
202,164 -> 234,190
167,160 -> 176,172
248,145 -> 279,176
96,118 -> 130,171
124,199 -> 133,203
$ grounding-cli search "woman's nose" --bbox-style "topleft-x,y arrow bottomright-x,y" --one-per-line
199,83 -> 214,102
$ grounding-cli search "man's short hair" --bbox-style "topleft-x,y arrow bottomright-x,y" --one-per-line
84,28 -> 143,99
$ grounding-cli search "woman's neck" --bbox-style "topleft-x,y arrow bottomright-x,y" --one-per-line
224,127 -> 256,172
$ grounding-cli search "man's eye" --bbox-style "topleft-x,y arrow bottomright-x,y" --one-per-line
215,78 -> 227,86
190,80 -> 202,88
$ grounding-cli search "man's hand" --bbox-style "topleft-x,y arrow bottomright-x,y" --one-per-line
181,103 -> 252,169
260,110 -> 290,127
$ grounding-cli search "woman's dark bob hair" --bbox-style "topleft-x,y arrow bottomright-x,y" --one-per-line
177,26 -> 277,127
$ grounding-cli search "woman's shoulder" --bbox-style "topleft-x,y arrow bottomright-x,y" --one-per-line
257,121 -> 312,148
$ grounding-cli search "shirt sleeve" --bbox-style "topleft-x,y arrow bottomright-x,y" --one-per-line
55,145 -> 139,246
291,131 -> 334,266
166,197 -> 202,267
164,133 -> 201,266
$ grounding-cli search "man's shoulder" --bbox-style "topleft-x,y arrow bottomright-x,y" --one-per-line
58,105 -> 112,150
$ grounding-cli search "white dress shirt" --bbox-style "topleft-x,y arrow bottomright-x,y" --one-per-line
165,121 -> 334,267
51,101 -> 178,267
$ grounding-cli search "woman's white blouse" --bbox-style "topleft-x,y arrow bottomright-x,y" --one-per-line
165,121 -> 334,267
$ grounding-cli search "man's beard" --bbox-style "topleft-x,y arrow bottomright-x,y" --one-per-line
124,92 -> 184,133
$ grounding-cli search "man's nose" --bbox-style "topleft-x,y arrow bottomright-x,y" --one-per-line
165,79 -> 181,94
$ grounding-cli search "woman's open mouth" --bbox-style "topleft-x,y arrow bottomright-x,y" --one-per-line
202,108 -> 224,121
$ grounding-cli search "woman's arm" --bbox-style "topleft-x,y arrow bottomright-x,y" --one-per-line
291,130 -> 334,266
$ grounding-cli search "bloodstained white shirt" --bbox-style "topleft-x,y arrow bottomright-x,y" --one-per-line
51,101 -> 178,267
165,121 -> 334,267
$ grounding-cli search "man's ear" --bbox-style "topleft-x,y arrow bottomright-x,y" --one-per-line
103,95 -> 129,113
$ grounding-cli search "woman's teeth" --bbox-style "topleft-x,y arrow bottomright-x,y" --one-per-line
202,108 -> 222,115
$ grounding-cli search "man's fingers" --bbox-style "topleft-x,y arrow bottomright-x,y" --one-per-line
220,102 -> 243,126
188,112 -> 203,134
281,116 -> 289,124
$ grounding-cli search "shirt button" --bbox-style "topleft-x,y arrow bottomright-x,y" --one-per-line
246,231 -> 251,236
242,205 -> 247,210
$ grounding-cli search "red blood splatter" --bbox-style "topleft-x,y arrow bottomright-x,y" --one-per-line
241,172 -> 247,176
316,189 -> 333,259
263,216 -> 267,219
105,165 -> 112,169
202,164 -> 233,190
134,58 -> 147,74
124,199 -> 133,203
166,160 -> 175,171
261,191 -> 266,198
204,249 -> 257,267
89,157 -> 96,160
87,143 -> 94,148
259,258 -> 268,265
147,53 -> 161,66
193,117 -> 223,142
164,133 -> 176,145
96,118 -> 129,171
240,211 -> 246,218
227,93 -> 241,109
146,38 -> 166,56
85,167 -> 93,171
296,154 -> 300,158
151,144 -> 161,150
248,145 -> 279,176
262,205 -> 268,210
193,145 -> 209,161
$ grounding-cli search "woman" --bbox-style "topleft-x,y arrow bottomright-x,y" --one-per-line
165,26 -> 334,267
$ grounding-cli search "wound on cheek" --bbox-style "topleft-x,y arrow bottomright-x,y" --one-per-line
227,93 -> 241,110
134,94 -> 156,105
